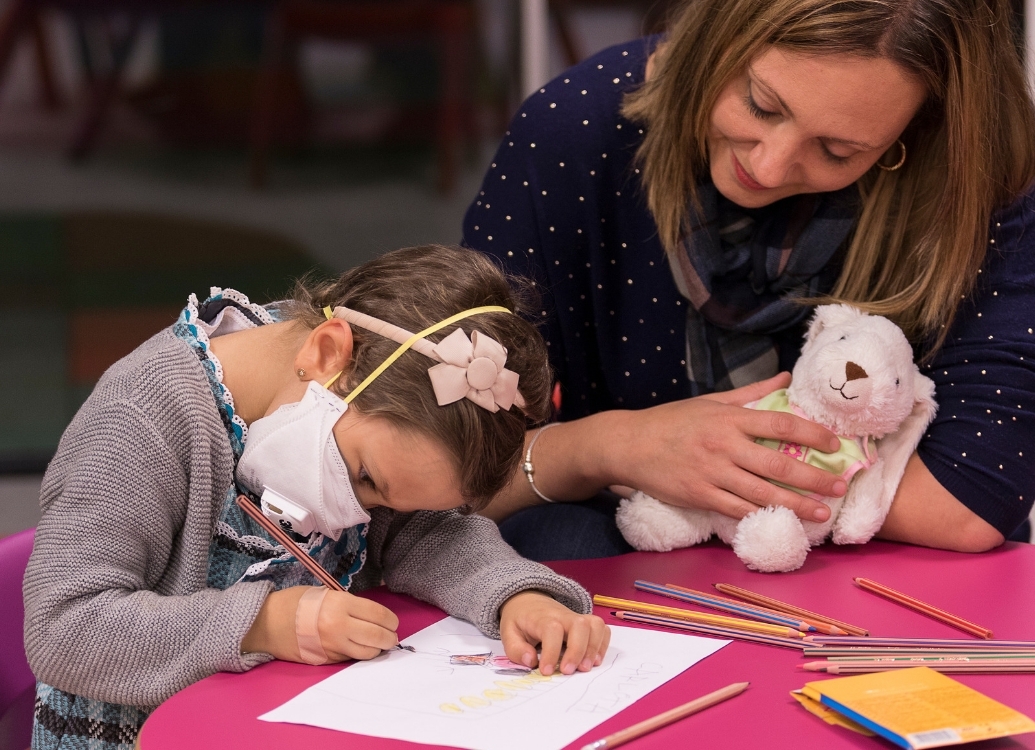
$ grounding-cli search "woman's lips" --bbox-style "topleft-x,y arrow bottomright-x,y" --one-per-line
732,152 -> 766,191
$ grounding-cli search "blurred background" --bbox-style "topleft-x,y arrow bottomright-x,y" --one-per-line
0,0 -> 1032,540
0,0 -> 678,536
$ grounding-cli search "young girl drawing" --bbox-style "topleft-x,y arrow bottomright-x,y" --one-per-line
23,244 -> 609,750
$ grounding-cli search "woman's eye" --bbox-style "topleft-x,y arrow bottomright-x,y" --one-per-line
744,88 -> 778,121
821,145 -> 852,165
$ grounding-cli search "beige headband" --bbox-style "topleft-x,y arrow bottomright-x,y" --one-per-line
327,306 -> 526,413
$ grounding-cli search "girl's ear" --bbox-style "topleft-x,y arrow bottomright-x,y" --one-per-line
295,319 -> 354,384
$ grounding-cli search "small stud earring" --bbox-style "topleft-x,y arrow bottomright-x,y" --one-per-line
296,368 -> 306,379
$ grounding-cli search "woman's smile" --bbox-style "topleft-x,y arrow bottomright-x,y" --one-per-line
732,151 -> 767,191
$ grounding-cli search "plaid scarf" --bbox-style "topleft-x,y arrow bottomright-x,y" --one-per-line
667,181 -> 859,394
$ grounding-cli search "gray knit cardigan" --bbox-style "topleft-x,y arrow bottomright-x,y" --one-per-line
22,329 -> 592,709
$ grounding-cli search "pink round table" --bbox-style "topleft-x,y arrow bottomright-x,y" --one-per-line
139,540 -> 1035,749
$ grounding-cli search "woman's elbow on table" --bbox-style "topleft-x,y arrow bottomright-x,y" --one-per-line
877,453 -> 1006,553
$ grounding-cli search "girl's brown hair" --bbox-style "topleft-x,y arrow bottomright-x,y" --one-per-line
289,244 -> 551,511
622,0 -> 1035,352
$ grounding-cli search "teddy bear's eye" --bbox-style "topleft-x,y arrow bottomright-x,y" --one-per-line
895,378 -> 900,386
839,335 -> 847,341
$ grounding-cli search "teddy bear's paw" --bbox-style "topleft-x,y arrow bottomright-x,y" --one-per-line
731,506 -> 810,573
615,492 -> 713,552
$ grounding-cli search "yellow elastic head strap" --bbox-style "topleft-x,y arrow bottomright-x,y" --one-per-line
321,305 -> 512,404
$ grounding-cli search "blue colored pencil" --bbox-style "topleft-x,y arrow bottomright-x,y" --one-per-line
634,580 -> 819,632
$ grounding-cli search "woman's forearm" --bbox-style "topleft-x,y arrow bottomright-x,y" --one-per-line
481,410 -> 630,522
483,375 -> 850,525
877,453 -> 1005,552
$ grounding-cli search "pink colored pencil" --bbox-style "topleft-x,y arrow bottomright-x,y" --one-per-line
611,610 -> 808,650
800,660 -> 1035,674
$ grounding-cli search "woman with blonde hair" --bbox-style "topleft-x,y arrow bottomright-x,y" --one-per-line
463,0 -> 1035,559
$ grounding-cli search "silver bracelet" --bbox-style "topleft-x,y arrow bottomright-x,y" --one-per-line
522,423 -> 561,503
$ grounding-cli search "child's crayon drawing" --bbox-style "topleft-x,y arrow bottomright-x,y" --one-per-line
438,668 -> 555,715
261,617 -> 729,750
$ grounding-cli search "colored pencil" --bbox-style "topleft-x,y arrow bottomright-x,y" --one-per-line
580,681 -> 750,750
714,583 -> 869,636
823,653 -> 1035,663
611,611 -> 808,650
804,636 -> 1035,649
804,648 -> 1035,658
662,584 -> 849,635
592,595 -> 806,638
853,577 -> 994,639
800,661 -> 1035,674
633,581 -> 822,632
236,494 -> 344,591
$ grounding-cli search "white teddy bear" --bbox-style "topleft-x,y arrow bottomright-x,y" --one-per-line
615,304 -> 938,573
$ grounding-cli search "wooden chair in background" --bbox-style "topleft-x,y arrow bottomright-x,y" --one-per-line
0,0 -> 160,159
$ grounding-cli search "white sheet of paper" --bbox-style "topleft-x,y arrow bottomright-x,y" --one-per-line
260,617 -> 729,750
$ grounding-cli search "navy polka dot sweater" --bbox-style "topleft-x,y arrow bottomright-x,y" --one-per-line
462,39 -> 1035,538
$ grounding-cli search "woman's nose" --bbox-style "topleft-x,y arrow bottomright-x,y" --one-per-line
749,134 -> 800,187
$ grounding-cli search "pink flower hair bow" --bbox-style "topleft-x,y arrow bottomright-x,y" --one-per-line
428,328 -> 526,413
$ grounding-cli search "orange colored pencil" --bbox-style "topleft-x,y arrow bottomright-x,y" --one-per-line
714,583 -> 869,637
853,577 -> 993,639
580,682 -> 750,749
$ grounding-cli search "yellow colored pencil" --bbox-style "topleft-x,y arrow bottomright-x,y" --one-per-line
592,595 -> 806,638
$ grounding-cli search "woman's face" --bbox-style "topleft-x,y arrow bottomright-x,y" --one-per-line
708,47 -> 927,208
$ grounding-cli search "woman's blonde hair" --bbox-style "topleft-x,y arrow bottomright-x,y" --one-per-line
623,0 -> 1035,352
288,245 -> 552,511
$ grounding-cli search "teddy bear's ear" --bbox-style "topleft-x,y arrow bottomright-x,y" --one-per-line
804,304 -> 865,346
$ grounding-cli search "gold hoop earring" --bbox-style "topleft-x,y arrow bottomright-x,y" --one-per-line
877,139 -> 906,172
296,368 -> 306,379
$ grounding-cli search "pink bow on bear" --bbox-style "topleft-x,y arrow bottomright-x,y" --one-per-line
428,328 -> 524,412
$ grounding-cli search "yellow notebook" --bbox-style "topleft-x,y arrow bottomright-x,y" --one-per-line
800,667 -> 1035,749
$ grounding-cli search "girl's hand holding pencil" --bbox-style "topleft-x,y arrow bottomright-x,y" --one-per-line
241,586 -> 401,663
236,494 -> 612,673
237,493 -> 403,664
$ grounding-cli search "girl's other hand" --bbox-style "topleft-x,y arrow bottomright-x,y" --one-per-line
609,372 -> 845,523
243,587 -> 399,663
498,591 -> 610,676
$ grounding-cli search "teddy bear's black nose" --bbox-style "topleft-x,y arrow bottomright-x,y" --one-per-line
845,361 -> 868,381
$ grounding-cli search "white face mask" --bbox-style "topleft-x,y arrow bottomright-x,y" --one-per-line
236,380 -> 370,541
